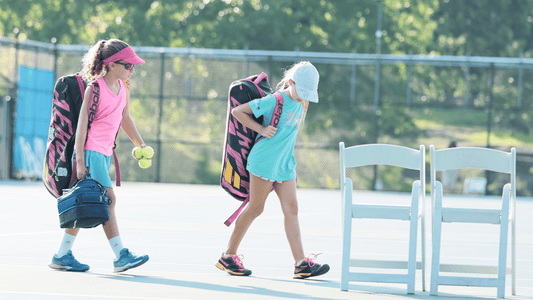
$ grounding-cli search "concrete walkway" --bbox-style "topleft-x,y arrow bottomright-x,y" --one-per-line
0,181 -> 531,299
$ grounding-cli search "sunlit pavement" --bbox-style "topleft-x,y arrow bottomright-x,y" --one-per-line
1,181 -> 531,300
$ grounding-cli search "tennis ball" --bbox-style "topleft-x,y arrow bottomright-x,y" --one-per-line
142,146 -> 154,159
132,147 -> 143,160
138,158 -> 152,169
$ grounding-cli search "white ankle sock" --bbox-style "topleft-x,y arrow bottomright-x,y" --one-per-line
109,236 -> 124,259
57,233 -> 76,257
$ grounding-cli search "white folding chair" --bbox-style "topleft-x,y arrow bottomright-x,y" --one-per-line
429,145 -> 516,298
339,143 -> 426,294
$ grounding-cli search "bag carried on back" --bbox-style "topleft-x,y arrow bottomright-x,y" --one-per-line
43,75 -> 127,198
43,74 -> 86,198
220,73 -> 285,226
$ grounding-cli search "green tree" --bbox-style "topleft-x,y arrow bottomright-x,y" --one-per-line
430,0 -> 533,57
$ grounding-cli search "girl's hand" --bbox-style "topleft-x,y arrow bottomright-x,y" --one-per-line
76,161 -> 89,180
260,125 -> 278,139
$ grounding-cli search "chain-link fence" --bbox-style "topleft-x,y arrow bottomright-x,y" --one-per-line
2,37 -> 533,196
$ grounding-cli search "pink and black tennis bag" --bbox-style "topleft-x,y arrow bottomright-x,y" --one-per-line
220,73 -> 284,226
43,74 -> 87,198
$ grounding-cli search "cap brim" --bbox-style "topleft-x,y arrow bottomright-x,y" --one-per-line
103,46 -> 146,65
296,85 -> 319,103
123,56 -> 145,65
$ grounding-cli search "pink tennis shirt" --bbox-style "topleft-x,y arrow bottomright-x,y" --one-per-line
84,76 -> 127,156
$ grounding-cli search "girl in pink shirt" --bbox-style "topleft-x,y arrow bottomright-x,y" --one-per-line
49,39 -> 150,272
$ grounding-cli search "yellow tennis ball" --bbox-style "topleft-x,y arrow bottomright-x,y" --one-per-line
132,147 -> 143,160
138,158 -> 152,169
142,146 -> 154,159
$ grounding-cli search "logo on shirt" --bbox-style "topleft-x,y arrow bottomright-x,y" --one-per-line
87,84 -> 100,130
252,99 -> 260,111
283,112 -> 303,127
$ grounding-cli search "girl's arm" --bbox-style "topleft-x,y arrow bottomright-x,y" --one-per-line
74,86 -> 91,179
121,95 -> 146,148
232,103 -> 277,139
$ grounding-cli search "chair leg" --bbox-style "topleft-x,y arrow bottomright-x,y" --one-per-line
341,216 -> 352,291
407,185 -> 420,294
497,189 -> 511,299
430,202 -> 442,296
512,205 -> 516,296
341,190 -> 353,291
420,211 -> 426,292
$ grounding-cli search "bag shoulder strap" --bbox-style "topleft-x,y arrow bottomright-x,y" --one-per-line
256,92 -> 284,143
86,79 -> 125,187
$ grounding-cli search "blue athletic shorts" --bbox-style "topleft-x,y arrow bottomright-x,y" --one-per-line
75,150 -> 113,188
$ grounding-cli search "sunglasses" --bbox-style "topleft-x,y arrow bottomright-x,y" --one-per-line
114,61 -> 134,70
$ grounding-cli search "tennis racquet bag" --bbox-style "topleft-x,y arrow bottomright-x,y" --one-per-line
43,74 -> 87,198
221,73 -> 286,226
57,177 -> 111,228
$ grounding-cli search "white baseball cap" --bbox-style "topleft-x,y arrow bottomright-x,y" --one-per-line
292,63 -> 319,103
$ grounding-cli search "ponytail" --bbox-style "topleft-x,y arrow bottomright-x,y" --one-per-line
81,40 -> 106,82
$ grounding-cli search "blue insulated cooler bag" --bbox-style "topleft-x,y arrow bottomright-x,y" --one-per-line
57,178 -> 110,228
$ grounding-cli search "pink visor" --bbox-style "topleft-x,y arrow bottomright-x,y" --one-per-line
102,46 -> 145,65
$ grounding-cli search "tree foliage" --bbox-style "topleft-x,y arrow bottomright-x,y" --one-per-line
2,0 -> 532,138
2,0 -> 532,56
1,0 -> 437,54
430,0 -> 533,58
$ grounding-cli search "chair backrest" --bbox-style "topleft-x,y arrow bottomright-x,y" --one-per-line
429,145 -> 516,201
340,143 -> 426,196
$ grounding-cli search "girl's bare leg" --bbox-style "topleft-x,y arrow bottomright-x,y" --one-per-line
225,174 -> 272,255
102,187 -> 119,239
275,179 -> 305,263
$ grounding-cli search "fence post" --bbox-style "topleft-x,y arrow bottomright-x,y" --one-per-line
8,29 -> 21,179
267,55 -> 273,83
243,45 -> 248,78
372,1 -> 383,190
350,49 -> 356,106
406,50 -> 413,108
486,63 -> 494,148
155,49 -> 165,183
485,63 -> 495,195
52,38 -> 58,81
464,53 -> 470,110
1,95 -> 10,179
518,53 -> 523,108
186,44 -> 191,101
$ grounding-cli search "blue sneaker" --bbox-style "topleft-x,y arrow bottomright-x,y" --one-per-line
113,248 -> 149,272
49,250 -> 90,272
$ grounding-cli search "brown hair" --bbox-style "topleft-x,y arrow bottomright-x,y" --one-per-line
81,39 -> 129,82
